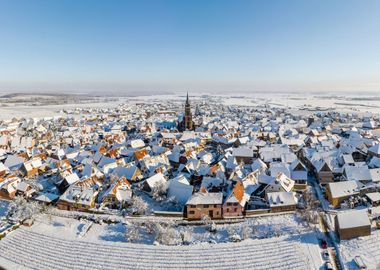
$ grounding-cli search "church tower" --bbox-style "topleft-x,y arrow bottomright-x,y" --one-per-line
184,92 -> 193,130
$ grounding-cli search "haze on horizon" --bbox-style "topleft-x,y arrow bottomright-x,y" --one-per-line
0,0 -> 379,94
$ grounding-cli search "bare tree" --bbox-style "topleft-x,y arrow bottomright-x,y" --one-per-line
151,181 -> 167,202
180,229 -> 193,245
126,223 -> 140,243
227,226 -> 241,242
7,196 -> 41,222
241,223 -> 252,240
130,196 -> 148,215
202,215 -> 216,233
153,221 -> 178,245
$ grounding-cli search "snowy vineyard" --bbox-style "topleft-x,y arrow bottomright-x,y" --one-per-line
0,228 -> 321,270
339,230 -> 380,269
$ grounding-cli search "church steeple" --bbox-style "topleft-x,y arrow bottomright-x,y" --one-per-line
184,91 -> 193,130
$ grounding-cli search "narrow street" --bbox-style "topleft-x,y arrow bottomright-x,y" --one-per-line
309,174 -> 343,270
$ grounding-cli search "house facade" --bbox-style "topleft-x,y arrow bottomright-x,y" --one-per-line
186,192 -> 223,220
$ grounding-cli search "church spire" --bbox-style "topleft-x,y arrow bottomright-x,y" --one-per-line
186,91 -> 189,105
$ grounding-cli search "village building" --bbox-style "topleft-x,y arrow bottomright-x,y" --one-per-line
167,174 -> 194,205
366,192 -> 380,207
100,177 -> 132,209
266,191 -> 297,213
223,181 -> 246,218
57,185 -> 98,211
335,210 -> 371,240
143,173 -> 167,193
326,180 -> 366,208
232,147 -> 254,164
186,192 -> 223,220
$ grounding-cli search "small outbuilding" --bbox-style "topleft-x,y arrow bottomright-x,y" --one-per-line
366,192 -> 380,207
335,210 -> 371,240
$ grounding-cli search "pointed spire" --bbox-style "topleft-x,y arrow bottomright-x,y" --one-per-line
186,91 -> 189,105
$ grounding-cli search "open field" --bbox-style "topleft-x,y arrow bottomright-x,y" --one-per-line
1,92 -> 380,120
0,226 -> 322,270
339,229 -> 380,270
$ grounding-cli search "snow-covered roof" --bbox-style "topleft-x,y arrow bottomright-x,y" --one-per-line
370,168 -> 380,182
130,139 -> 145,148
336,210 -> 370,229
168,174 -> 193,205
65,173 -> 80,185
251,158 -> 267,172
34,193 -> 60,203
0,162 -> 8,172
366,192 -> 380,203
344,166 -> 372,182
186,192 -> 223,205
267,191 -> 297,207
232,147 -> 253,158
368,143 -> 380,155
145,173 -> 166,189
4,155 -> 25,169
327,180 -> 364,199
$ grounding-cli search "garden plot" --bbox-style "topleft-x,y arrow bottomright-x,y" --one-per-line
339,229 -> 380,270
0,227 -> 323,270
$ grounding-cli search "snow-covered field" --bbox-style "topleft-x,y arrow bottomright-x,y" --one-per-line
0,213 -> 323,269
1,92 -> 380,120
339,228 -> 380,270
0,227 -> 322,270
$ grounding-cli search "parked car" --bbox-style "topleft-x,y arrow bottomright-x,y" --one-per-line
321,239 -> 328,249
325,262 -> 333,270
322,250 -> 330,261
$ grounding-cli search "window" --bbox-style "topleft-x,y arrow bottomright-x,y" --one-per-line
189,211 -> 195,215
234,208 -> 238,212
190,205 -> 196,208
204,204 -> 209,208
226,208 -> 230,212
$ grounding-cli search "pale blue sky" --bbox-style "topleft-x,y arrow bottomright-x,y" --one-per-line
0,0 -> 379,93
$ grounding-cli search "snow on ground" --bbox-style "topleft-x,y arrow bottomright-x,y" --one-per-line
0,226 -> 323,270
1,92 -> 380,121
339,227 -> 380,270
0,200 -> 9,219
0,213 -> 324,269
27,213 -> 312,245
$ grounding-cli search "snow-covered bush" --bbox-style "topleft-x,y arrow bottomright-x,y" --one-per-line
227,227 -> 241,242
202,215 -> 217,233
7,196 -> 41,222
300,210 -> 319,224
126,223 -> 140,243
241,223 -> 252,240
130,196 -> 148,215
144,220 -> 157,234
153,221 -> 179,245
180,229 -> 193,245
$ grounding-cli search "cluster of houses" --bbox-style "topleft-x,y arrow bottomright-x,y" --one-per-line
1,96 -> 380,240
